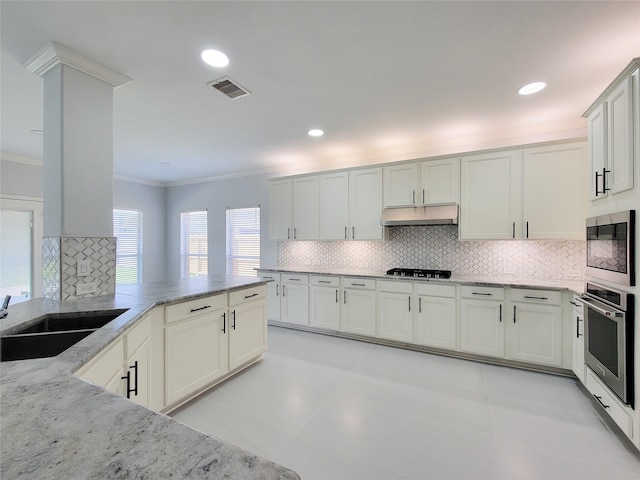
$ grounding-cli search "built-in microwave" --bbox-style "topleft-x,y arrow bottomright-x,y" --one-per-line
586,210 -> 635,286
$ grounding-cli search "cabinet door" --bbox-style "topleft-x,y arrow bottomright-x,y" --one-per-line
292,176 -> 319,240
383,163 -> 418,207
341,288 -> 376,336
522,142 -> 585,240
572,312 -> 585,383
269,179 -> 292,240
258,272 -> 281,321
310,286 -> 341,330
282,283 -> 309,325
588,103 -> 607,200
510,303 -> 562,367
460,299 -> 504,357
378,291 -> 413,342
349,168 -> 383,240
420,158 -> 460,205
460,151 -> 520,240
79,337 -> 125,395
414,295 -> 457,350
230,299 -> 267,371
319,172 -> 349,240
123,313 -> 153,407
164,310 -> 228,406
607,77 -> 634,195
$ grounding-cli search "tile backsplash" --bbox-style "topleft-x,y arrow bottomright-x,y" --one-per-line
277,225 -> 585,280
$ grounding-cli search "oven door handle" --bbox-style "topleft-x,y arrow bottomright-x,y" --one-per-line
580,297 -> 624,318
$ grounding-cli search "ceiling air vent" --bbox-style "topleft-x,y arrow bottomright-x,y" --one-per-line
207,76 -> 251,99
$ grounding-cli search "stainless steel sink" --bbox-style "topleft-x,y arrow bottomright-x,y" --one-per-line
1,311 -> 127,362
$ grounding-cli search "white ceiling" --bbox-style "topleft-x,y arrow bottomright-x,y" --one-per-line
1,1 -> 639,185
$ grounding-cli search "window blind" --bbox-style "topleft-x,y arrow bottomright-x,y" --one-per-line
180,210 -> 208,278
113,209 -> 143,285
226,207 -> 260,276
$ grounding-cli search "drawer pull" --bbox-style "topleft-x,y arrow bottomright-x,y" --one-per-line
351,283 -> 366,287
190,305 -> 211,313
244,293 -> 259,299
524,295 -> 548,300
472,292 -> 493,296
318,280 -> 331,284
287,278 -> 301,281
594,395 -> 610,409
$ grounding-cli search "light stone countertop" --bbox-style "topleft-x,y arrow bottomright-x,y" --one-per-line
0,275 -> 300,480
257,265 -> 585,294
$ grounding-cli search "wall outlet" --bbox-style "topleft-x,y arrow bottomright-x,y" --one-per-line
76,282 -> 97,295
77,259 -> 91,277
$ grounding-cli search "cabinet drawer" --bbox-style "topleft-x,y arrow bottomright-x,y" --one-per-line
511,288 -> 561,305
415,283 -> 456,298
229,285 -> 267,306
258,271 -> 280,282
165,294 -> 226,325
342,277 -> 376,290
311,275 -> 340,287
585,369 -> 632,437
378,280 -> 413,294
125,313 -> 151,356
282,274 -> 309,285
461,285 -> 504,300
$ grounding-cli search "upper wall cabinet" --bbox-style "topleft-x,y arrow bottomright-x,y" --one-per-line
269,176 -> 319,240
318,171 -> 350,240
383,157 -> 460,207
460,150 -> 521,240
584,59 -> 639,201
460,141 -> 586,241
348,168 -> 383,240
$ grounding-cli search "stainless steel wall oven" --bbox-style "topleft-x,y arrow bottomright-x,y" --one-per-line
582,282 -> 634,407
586,210 -> 635,286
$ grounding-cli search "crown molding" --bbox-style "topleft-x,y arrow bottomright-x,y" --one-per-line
114,175 -> 166,187
1,152 -> 43,166
24,41 -> 131,88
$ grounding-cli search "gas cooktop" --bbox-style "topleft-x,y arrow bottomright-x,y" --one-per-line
386,268 -> 452,279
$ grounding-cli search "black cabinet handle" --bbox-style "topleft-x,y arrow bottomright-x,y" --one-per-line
121,360 -> 138,399
244,293 -> 259,299
190,305 -> 211,313
352,226 -> 355,239
232,310 -> 236,330
287,278 -> 300,281
499,304 -> 502,322
576,316 -> 583,338
282,285 -> 286,297
602,168 -> 610,193
408,296 -> 411,312
569,301 -> 578,307
294,228 -> 297,239
594,170 -> 600,196
287,228 -> 291,240
276,284 -> 279,296
512,221 -> 515,239
422,189 -> 425,204
472,292 -> 493,296
412,190 -> 416,205
318,280 -> 331,284
513,305 -> 516,323
344,227 -> 347,239
419,297 -> 422,313
351,283 -> 366,287
222,312 -> 226,333
524,296 -> 548,300
335,289 -> 339,303
344,291 -> 347,304
594,395 -> 610,409
526,221 -> 529,239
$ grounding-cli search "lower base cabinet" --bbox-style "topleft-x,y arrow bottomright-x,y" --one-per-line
310,275 -> 341,331
414,284 -> 457,350
341,278 -> 377,336
460,286 -> 505,358
571,296 -> 585,383
229,287 -> 268,371
79,337 -> 125,396
377,281 -> 413,343
509,302 -> 562,367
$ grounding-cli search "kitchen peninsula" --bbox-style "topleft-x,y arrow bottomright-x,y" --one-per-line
0,275 -> 299,480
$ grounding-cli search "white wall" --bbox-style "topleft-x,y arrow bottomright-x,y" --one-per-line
0,159 -> 43,198
166,173 -> 277,279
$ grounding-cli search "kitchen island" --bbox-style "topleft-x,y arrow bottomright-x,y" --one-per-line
0,275 -> 299,480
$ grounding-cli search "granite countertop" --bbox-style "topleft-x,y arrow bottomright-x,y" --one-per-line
0,275 -> 299,480
258,265 -> 585,294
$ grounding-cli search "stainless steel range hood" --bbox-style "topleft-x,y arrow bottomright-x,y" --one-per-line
380,204 -> 458,226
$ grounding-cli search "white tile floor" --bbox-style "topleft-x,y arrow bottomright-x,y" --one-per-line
172,326 -> 640,480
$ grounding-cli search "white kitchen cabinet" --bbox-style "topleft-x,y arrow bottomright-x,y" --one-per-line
383,158 -> 460,207
269,179 -> 293,240
341,277 -> 377,336
258,271 -> 281,322
292,175 -> 319,240
281,274 -> 309,325
586,64 -> 638,200
522,142 -> 585,240
309,275 -> 341,331
377,280 -> 413,343
164,294 -> 228,406
571,295 -> 585,383
228,285 -> 267,371
122,311 -> 153,408
318,171 -> 349,240
460,150 -> 521,240
383,163 -> 419,207
349,167 -> 383,240
460,286 -> 505,358
414,283 -> 457,350
508,289 -> 562,367
78,336 -> 125,396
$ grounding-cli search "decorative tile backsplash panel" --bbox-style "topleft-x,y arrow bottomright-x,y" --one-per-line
42,237 -> 116,300
277,226 -> 585,280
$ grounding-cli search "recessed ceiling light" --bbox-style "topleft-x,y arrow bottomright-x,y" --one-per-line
201,49 -> 229,67
30,129 -> 43,136
308,129 -> 324,137
518,82 -> 547,95
158,162 -> 171,167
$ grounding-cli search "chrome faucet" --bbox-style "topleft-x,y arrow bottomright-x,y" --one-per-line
0,295 -> 10,318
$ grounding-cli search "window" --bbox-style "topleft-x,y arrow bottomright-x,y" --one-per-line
180,210 -> 208,278
226,207 -> 260,276
113,209 -> 143,285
